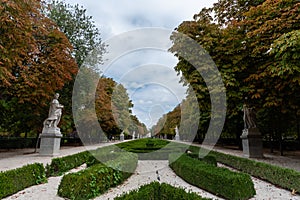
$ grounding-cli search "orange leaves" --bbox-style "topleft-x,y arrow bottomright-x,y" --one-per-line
0,0 -> 77,109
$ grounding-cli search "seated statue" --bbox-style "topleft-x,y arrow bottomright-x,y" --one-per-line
43,93 -> 64,129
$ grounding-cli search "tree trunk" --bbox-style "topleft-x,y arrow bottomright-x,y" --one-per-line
279,133 -> 283,156
297,116 -> 300,143
270,131 -> 274,153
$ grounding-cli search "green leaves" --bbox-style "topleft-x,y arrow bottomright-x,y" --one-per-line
46,0 -> 106,68
158,0 -> 300,140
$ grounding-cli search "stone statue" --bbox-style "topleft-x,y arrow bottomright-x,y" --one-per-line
43,93 -> 64,129
243,103 -> 256,129
175,126 -> 179,135
174,126 -> 180,141
132,131 -> 136,140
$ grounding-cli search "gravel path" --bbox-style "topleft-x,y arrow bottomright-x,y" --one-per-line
1,142 -> 300,199
95,160 -> 222,200
3,160 -> 300,200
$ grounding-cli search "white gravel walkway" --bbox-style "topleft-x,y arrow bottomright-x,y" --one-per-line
95,160 -> 222,200
1,142 -> 300,200
3,160 -> 300,200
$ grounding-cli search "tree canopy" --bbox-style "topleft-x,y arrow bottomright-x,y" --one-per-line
0,0 -> 77,135
161,0 -> 300,142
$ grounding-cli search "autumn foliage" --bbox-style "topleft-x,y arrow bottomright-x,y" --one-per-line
0,0 -> 77,135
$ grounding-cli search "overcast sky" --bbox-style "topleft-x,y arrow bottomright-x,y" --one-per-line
64,0 -> 217,128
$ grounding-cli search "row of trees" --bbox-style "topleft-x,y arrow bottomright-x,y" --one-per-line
0,0 -> 147,139
153,0 -> 300,143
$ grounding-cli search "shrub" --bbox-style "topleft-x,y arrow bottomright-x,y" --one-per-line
0,138 -> 36,149
0,163 -> 46,199
86,145 -> 122,167
186,153 -> 217,166
58,164 -> 119,200
116,138 -> 170,153
185,144 -> 300,192
116,139 -> 187,160
58,151 -> 138,200
46,151 -> 92,176
169,153 -> 255,200
104,152 -> 138,179
209,150 -> 300,192
115,181 -> 211,200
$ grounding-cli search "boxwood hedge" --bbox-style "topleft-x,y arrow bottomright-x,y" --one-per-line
57,151 -> 138,200
45,151 -> 92,176
169,153 -> 255,200
0,163 -> 46,199
115,181 -> 211,200
209,150 -> 300,192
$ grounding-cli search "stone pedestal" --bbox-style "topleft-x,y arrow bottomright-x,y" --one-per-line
240,128 -> 263,158
39,127 -> 62,156
175,133 -> 180,141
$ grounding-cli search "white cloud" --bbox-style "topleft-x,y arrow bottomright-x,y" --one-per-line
64,0 -> 217,39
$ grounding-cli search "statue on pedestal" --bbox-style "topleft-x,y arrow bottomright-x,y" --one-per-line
243,103 -> 256,129
43,93 -> 64,129
241,98 -> 263,158
40,93 -> 64,156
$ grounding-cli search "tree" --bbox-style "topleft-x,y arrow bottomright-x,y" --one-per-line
46,0 -> 106,67
241,0 -> 300,146
111,84 -> 133,133
170,0 -> 300,143
128,115 -> 147,137
152,104 -> 181,139
45,0 -> 106,134
0,0 -> 77,136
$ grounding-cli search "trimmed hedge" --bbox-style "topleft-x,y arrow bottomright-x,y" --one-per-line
116,138 -> 170,153
116,139 -> 187,160
0,163 -> 46,199
186,153 -> 217,167
45,151 -> 92,176
57,152 -> 138,200
209,150 -> 300,192
86,145 -> 122,167
0,138 -> 37,149
58,164 -> 119,200
169,153 -> 255,200
115,181 -> 211,200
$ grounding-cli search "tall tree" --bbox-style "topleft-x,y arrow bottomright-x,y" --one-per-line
170,0 -> 300,141
46,0 -> 106,67
45,0 -> 106,133
0,0 -> 77,135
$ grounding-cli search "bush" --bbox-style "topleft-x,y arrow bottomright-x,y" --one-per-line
58,164 -> 119,200
209,150 -> 300,192
169,153 -> 255,200
116,138 -> 170,153
0,138 -> 36,149
0,163 -> 46,198
116,139 -> 187,160
46,151 -> 92,176
185,144 -> 300,193
86,145 -> 122,167
104,152 -> 138,179
186,153 -> 217,167
57,151 -> 138,200
115,181 -> 211,200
